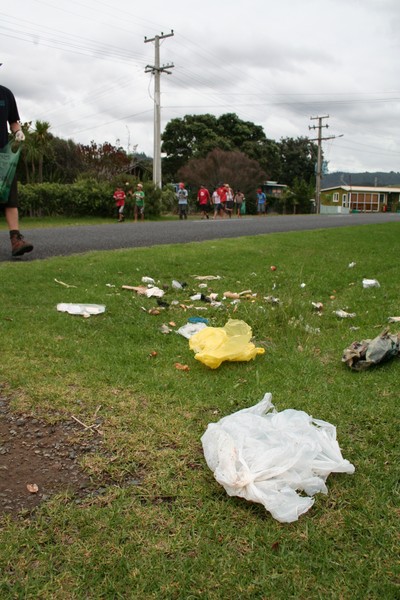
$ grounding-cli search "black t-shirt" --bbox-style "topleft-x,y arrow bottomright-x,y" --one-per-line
0,85 -> 20,149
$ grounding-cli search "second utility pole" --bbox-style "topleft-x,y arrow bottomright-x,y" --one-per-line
145,30 -> 174,189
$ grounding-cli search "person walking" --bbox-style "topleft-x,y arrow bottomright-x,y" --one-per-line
257,188 -> 267,216
211,187 -> 223,219
197,184 -> 210,219
133,183 -> 145,222
113,187 -> 126,222
224,183 -> 234,218
0,79 -> 33,257
176,182 -> 188,220
234,190 -> 245,217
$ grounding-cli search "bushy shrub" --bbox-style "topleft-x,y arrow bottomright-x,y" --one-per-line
18,179 -> 163,218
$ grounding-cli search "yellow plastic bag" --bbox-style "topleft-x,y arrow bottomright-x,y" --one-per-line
189,319 -> 265,369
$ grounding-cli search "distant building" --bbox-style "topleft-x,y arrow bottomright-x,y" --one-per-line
261,181 -> 288,197
320,185 -> 400,213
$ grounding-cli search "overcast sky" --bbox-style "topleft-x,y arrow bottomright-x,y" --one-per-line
2,0 -> 400,175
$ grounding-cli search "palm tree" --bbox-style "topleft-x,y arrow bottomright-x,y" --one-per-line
33,120 -> 52,183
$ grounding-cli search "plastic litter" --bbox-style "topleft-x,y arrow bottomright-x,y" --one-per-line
362,278 -> 380,288
201,393 -> 355,523
335,309 -> 356,318
348,262 -> 356,268
145,286 -> 165,298
57,303 -> 105,317
388,316 -> 400,323
177,322 -> 208,339
188,316 -> 209,324
342,329 -> 400,370
141,276 -> 155,284
189,319 -> 265,369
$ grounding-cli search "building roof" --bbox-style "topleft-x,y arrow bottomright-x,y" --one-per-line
321,185 -> 400,193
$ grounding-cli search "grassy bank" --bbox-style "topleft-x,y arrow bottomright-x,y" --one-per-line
0,223 -> 398,598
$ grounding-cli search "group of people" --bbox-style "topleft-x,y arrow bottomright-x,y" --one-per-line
113,183 -> 145,222
175,183 -> 246,220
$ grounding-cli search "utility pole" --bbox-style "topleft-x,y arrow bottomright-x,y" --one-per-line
309,115 -> 337,214
145,30 -> 174,189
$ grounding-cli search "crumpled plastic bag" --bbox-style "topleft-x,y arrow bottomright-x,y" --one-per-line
189,319 -> 265,369
201,393 -> 355,523
342,329 -> 400,370
57,303 -> 105,317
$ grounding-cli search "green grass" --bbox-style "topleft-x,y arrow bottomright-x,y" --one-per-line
0,223 -> 399,599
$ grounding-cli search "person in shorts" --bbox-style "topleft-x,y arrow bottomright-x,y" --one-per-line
133,183 -> 145,221
224,183 -> 234,218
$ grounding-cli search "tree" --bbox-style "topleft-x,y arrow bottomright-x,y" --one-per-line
161,113 -> 269,183
77,141 -> 134,181
278,137 -> 318,187
177,148 -> 266,214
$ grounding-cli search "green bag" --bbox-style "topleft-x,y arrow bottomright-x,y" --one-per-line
0,142 -> 22,203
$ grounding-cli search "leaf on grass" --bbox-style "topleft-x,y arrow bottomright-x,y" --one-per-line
175,363 -> 190,371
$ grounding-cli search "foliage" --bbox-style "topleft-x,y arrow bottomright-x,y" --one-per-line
161,113 -> 268,183
279,136 -> 318,187
18,178 -> 162,219
177,148 -> 266,214
0,223 -> 398,598
161,113 -> 318,193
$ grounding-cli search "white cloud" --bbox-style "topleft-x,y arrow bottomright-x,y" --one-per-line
1,0 -> 399,174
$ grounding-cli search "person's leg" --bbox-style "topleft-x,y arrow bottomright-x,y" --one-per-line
5,207 -> 34,257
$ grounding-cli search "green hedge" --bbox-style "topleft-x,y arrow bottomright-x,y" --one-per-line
18,179 -> 162,218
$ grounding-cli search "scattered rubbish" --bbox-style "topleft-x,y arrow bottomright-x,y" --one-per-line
198,283 -> 208,289
149,351 -> 158,358
177,322 -> 208,339
312,302 -> 324,312
172,279 -> 187,289
193,275 -> 221,281
122,285 -> 147,294
330,295 -> 336,300
148,308 -> 161,315
26,483 -> 39,494
145,286 -> 165,298
335,309 -> 356,319
223,290 -> 253,300
57,303 -> 105,318
388,316 -> 400,323
156,299 -> 169,308
201,393 -> 355,523
160,324 -> 172,334
362,278 -> 380,288
188,316 -> 209,324
169,321 -> 176,327
141,276 -> 155,284
190,293 -> 212,303
348,262 -> 356,268
54,278 -> 77,288
105,283 -> 115,288
175,362 -> 190,371
189,319 -> 265,369
264,295 -> 280,305
270,265 -> 277,271
342,329 -> 400,370
300,283 -> 306,288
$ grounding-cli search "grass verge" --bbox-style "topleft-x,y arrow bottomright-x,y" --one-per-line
0,222 -> 399,599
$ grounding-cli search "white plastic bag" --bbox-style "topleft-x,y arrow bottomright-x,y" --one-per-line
57,303 -> 105,317
201,394 -> 355,523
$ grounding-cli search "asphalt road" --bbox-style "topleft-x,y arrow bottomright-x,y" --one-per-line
1,212 -> 399,262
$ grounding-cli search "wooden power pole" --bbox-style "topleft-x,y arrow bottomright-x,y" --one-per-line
145,31 -> 174,189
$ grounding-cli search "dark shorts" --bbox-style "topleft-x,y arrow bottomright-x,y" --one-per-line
226,200 -> 234,209
135,205 -> 144,215
0,175 -> 18,209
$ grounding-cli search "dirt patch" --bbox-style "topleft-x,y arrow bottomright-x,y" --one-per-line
0,396 -> 105,517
